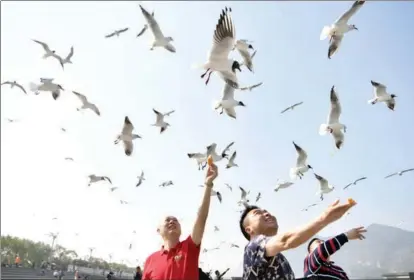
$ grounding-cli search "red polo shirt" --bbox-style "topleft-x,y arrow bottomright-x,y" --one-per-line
142,235 -> 200,280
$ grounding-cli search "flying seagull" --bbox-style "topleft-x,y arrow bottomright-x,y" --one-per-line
159,180 -> 174,187
343,177 -> 367,190
225,183 -> 233,191
234,39 -> 255,72
138,5 -> 175,52
280,102 -> 304,114
114,116 -> 142,156
239,82 -> 263,92
301,203 -> 318,212
198,7 -> 241,88
152,109 -> 175,133
319,86 -> 347,149
320,1 -> 365,41
187,152 -> 208,170
238,186 -> 249,206
56,46 -> 74,69
290,142 -> 313,180
136,171 -> 145,187
214,226 -> 220,232
120,200 -> 129,205
72,91 -> 101,116
206,141 -> 234,163
384,168 -> 414,179
274,179 -> 294,192
368,80 -> 397,111
29,79 -> 64,100
314,173 -> 335,201
255,192 -> 261,203
88,175 -> 112,186
1,81 -> 27,94
226,151 -> 238,169
214,82 -> 246,119
105,28 -> 129,38
32,39 -> 58,59
230,243 -> 240,248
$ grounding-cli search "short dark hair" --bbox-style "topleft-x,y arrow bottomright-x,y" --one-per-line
239,205 -> 259,240
307,237 -> 321,253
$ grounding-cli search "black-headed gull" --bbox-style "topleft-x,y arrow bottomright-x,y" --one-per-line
238,186 -> 249,206
206,142 -> 234,162
1,81 -> 27,94
369,80 -> 397,111
114,116 -> 142,156
88,175 -> 112,186
314,173 -> 335,201
139,5 -> 175,53
319,86 -> 347,149
274,179 -> 294,192
136,171 -> 145,187
280,101 -> 303,114
239,81 -> 263,92
343,176 -> 367,190
214,83 -> 246,119
72,91 -> 101,116
32,39 -> 59,60
290,142 -> 313,180
199,7 -> 241,88
320,1 -> 365,41
30,78 -> 64,100
225,151 -> 238,169
159,180 -> 174,187
152,109 -> 175,133
384,168 -> 414,179
187,152 -> 207,170
105,28 -> 129,38
234,40 -> 255,72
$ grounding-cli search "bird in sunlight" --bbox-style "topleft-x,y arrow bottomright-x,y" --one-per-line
152,109 -> 175,133
32,39 -> 59,60
290,141 -> 313,180
319,86 -> 347,149
72,91 -> 101,116
120,200 -> 129,205
114,116 -> 142,156
314,173 -> 335,201
198,7 -> 241,88
30,78 -> 64,100
384,168 -> 414,179
136,171 -> 145,187
226,151 -> 238,169
109,187 -> 118,192
320,1 -> 365,41
368,80 -> 397,111
1,81 -> 27,94
343,176 -> 367,190
55,46 -> 74,69
159,180 -> 174,187
214,82 -> 246,119
238,186 -> 250,206
187,152 -> 208,170
280,101 -> 304,114
239,81 -> 263,92
105,28 -> 129,38
138,5 -> 175,52
255,192 -> 261,203
214,226 -> 220,232
274,179 -> 294,192
234,39 -> 255,72
301,203 -> 318,212
199,185 -> 223,203
64,157 -> 74,161
87,175 -> 112,186
206,142 -> 234,163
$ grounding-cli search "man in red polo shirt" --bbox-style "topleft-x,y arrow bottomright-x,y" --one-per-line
142,162 -> 219,280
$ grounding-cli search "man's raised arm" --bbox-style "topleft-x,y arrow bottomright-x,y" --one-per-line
265,199 -> 356,256
191,163 -> 218,245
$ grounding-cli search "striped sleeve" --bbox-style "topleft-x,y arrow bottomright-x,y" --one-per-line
311,233 -> 348,266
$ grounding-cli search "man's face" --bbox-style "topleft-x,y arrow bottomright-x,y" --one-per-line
309,239 -> 323,253
244,208 -> 278,237
158,216 -> 181,238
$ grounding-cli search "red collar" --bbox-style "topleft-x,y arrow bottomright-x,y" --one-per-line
160,241 -> 182,255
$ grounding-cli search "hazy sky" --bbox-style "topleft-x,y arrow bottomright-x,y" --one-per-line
1,1 -> 414,277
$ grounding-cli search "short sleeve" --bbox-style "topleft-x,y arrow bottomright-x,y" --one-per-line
184,235 -> 201,251
244,235 -> 270,269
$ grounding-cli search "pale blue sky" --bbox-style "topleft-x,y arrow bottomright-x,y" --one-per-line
1,1 -> 414,277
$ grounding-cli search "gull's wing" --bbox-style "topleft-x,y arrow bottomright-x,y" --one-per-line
65,46 -> 74,60
293,141 -> 307,166
208,7 -> 236,64
332,129 -> 344,149
328,34 -> 343,59
217,192 -> 222,203
139,5 -> 165,40
292,101 -> 304,108
137,25 -> 148,37
72,91 -> 88,105
237,48 -> 253,72
239,82 -> 263,91
225,108 -> 237,119
90,103 -> 101,116
343,183 -> 352,190
141,170 -> 145,177
207,143 -> 217,154
385,99 -> 395,111
122,116 -> 134,135
188,152 -> 205,159
402,168 -> 414,174
222,83 -> 235,100
384,172 -> 397,179
217,70 -> 238,89
328,86 -> 342,124
355,176 -> 367,183
225,183 -> 232,191
239,186 -> 247,199
371,80 -> 387,98
1,81 -> 12,86
228,151 -> 237,163
164,44 -> 176,53
105,31 -> 116,38
103,176 -> 112,184
163,110 -> 175,117
335,1 -> 365,25
314,173 -> 328,188
33,40 -> 52,52
118,27 -> 129,34
222,141 -> 235,155
15,83 -> 27,94
280,106 -> 292,114
153,109 -> 163,124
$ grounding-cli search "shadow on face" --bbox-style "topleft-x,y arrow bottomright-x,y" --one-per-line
244,208 -> 278,237
157,216 -> 182,239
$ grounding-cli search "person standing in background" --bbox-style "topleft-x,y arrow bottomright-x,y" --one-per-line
134,266 -> 143,280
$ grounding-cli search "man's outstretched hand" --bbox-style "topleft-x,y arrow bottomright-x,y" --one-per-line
321,199 -> 356,225
346,226 -> 367,240
205,160 -> 218,187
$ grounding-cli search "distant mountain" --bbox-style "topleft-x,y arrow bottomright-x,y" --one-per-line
283,223 -> 414,278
